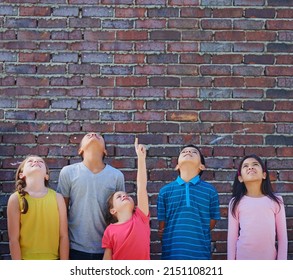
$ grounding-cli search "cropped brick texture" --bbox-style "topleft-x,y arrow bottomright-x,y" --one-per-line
0,1 -> 292,260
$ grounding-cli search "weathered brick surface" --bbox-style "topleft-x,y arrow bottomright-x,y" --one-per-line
0,1 -> 292,260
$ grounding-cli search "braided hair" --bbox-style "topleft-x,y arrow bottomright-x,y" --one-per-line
15,156 -> 50,214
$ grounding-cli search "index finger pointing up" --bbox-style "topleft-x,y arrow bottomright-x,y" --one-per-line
135,137 -> 138,148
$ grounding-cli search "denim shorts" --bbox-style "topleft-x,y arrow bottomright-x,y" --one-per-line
69,248 -> 104,260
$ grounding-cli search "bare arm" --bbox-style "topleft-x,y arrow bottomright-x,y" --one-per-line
63,196 -> 70,210
7,193 -> 22,260
135,137 -> 148,216
103,248 -> 113,260
56,193 -> 69,260
210,219 -> 217,230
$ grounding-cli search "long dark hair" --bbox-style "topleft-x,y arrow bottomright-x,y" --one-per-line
230,154 -> 282,217
15,156 -> 50,214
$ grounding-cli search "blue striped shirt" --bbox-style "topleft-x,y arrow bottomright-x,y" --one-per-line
157,175 -> 220,260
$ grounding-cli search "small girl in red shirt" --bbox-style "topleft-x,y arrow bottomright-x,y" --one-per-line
102,138 -> 150,260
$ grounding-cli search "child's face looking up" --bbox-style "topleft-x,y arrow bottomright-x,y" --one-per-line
110,191 -> 135,216
176,147 -> 204,172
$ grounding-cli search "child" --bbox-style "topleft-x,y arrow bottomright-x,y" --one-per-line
57,132 -> 125,260
157,144 -> 221,260
102,138 -> 150,260
7,156 -> 69,260
227,154 -> 288,260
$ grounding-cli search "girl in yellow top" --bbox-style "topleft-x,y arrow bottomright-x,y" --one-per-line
7,156 -> 69,260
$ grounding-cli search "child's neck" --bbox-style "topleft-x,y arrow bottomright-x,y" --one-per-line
83,154 -> 105,174
180,169 -> 199,183
245,182 -> 263,197
116,211 -> 133,224
24,177 -> 47,197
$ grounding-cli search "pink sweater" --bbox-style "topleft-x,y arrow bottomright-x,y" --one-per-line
227,195 -> 287,260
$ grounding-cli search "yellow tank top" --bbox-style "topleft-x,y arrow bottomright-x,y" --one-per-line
17,188 -> 60,260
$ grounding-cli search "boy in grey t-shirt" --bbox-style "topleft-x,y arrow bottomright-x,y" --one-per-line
57,133 -> 125,260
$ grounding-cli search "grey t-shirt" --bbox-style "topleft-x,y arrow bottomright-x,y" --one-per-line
57,162 -> 125,254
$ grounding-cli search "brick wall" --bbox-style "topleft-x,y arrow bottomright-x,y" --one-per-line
0,1 -> 292,260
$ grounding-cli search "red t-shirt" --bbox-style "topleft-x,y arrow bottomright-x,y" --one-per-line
102,207 -> 150,260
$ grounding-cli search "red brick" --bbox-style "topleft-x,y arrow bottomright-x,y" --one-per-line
200,111 -> 230,122
245,147 -> 276,157
181,7 -> 210,17
182,77 -> 212,87
166,111 -> 198,122
37,134 -> 69,144
115,8 -> 146,18
214,77 -> 244,87
179,100 -> 209,110
213,8 -> 243,18
3,134 -> 36,144
201,19 -> 232,30
267,20 -> 293,30
115,54 -> 145,64
167,42 -> 198,52
246,31 -> 277,41
276,55 -> 293,64
20,6 -> 51,16
200,65 -> 231,76
117,77 -> 147,87
265,112 -> 293,122
114,100 -> 144,110
266,66 -> 293,76
214,31 -> 245,41
168,65 -> 198,75
245,77 -> 276,87
150,77 -> 180,87
16,123 -> 49,132
232,112 -> 263,122
134,111 -> 164,121
212,54 -> 243,64
19,53 -> 50,62
211,100 -> 242,110
136,19 -> 166,29
181,53 -> 211,64
115,123 -> 146,133
234,134 -> 263,145
117,31 -> 148,41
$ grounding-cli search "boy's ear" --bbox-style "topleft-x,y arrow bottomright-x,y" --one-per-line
104,149 -> 108,156
199,164 -> 205,171
78,147 -> 83,156
175,164 -> 179,171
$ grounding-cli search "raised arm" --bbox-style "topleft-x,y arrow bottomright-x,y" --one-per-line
135,137 -> 148,216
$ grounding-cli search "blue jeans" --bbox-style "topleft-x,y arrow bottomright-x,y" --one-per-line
70,249 -> 104,260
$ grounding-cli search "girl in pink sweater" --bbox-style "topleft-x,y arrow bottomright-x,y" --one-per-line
227,154 -> 287,260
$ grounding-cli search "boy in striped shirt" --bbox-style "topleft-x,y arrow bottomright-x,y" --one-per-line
157,144 -> 220,260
